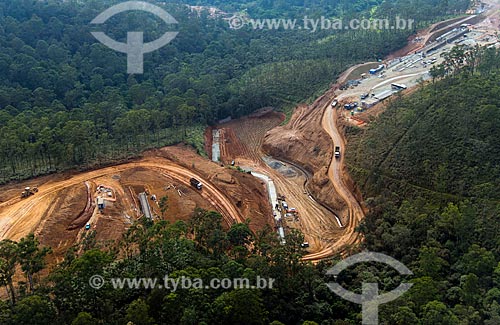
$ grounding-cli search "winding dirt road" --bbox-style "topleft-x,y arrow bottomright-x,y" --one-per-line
302,100 -> 365,261
301,2 -> 500,260
4,3 -> 496,261
0,159 -> 244,241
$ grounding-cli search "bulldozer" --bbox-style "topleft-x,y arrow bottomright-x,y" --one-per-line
21,186 -> 38,198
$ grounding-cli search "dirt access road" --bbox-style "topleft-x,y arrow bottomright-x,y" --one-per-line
3,3 -> 497,263
213,111 -> 342,253
299,4 -> 500,260
0,157 -> 246,242
302,101 -> 365,260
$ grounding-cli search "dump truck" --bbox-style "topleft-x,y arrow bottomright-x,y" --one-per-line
190,178 -> 203,190
335,146 -> 341,159
21,186 -> 38,198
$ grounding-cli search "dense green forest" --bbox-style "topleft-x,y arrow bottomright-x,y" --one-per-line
345,45 -> 500,324
2,46 -> 500,325
0,0 -> 469,182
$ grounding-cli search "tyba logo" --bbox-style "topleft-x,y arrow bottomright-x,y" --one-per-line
91,1 -> 179,74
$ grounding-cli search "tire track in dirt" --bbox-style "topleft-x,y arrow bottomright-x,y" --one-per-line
216,111 -> 344,252
0,159 -> 244,241
301,6 -> 500,260
302,100 -> 365,261
67,181 -> 95,230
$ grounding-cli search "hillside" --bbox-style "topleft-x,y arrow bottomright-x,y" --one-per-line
348,48 -> 500,200
0,0 -> 468,182
2,0 -> 495,324
352,88 -> 499,198
346,47 -> 500,323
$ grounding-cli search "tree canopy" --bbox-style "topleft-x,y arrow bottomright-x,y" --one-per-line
0,0 -> 468,182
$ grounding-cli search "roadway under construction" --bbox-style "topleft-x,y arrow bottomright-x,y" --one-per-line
1,1 -> 499,263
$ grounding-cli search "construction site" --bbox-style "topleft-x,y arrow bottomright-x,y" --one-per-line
1,0 -> 499,263
0,147 -> 272,262
337,0 -> 500,126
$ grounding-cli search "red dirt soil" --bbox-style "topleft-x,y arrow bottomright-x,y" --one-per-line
0,145 -> 272,262
4,4 -> 497,265
213,108 -> 347,257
